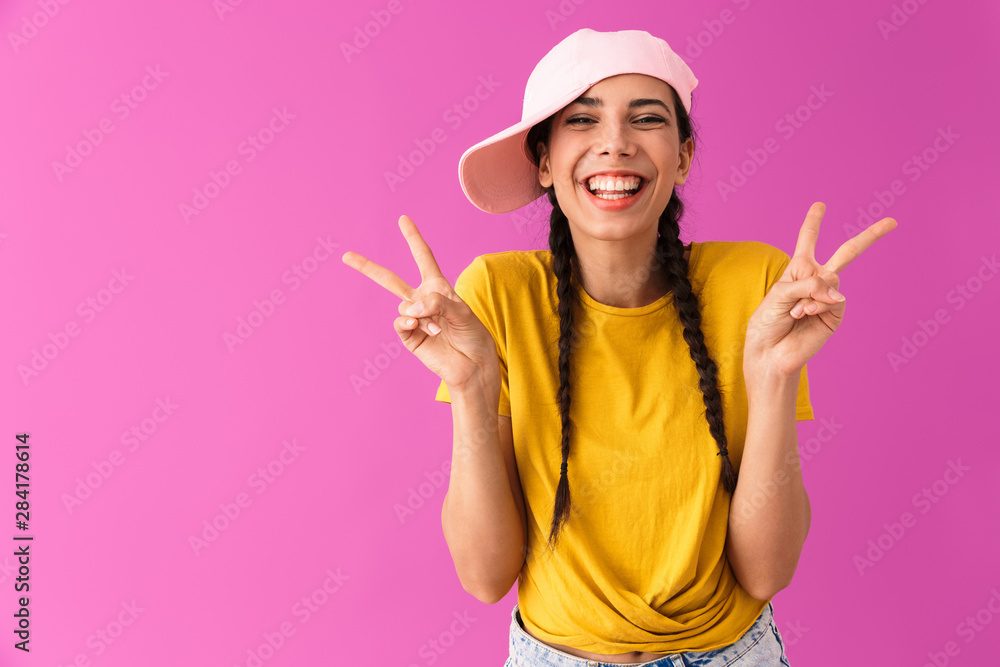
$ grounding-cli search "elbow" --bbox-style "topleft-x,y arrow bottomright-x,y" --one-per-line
729,550 -> 782,602
442,531 -> 518,604
744,572 -> 793,602
472,587 -> 508,606
440,495 -> 523,605
742,580 -> 772,602
744,581 -> 780,602
462,574 -> 515,605
452,545 -> 520,604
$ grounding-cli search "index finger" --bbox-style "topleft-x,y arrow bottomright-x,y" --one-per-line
823,217 -> 898,274
341,250 -> 415,301
792,202 -> 824,262
399,215 -> 445,284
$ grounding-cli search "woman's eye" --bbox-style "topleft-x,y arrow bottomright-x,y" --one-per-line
565,116 -> 666,125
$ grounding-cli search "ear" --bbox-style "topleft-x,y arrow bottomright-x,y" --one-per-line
537,142 -> 553,189
675,137 -> 694,186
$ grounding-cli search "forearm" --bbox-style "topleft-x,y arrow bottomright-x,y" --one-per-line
727,364 -> 811,600
441,370 -> 524,603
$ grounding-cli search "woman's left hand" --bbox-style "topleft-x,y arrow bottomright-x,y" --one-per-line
744,202 -> 897,379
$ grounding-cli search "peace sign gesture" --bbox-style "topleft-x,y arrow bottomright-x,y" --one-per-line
341,215 -> 502,391
744,202 -> 898,379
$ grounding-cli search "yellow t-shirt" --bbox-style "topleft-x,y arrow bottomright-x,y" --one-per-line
434,240 -> 814,654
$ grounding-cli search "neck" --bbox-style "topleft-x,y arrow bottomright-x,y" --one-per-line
570,236 -> 688,309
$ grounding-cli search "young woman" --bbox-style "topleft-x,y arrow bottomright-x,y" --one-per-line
343,28 -> 894,667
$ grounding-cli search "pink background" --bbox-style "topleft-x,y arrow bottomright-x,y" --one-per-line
1,0 -> 998,665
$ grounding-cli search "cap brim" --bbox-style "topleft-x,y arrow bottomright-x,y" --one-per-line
458,85 -> 592,214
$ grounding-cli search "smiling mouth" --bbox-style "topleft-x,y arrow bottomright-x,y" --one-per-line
583,176 -> 647,200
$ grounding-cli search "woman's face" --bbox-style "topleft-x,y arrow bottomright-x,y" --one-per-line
537,73 -> 693,242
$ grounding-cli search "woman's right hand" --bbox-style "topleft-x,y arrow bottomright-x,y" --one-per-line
341,215 -> 500,391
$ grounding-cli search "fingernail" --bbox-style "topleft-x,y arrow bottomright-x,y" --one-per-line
405,318 -> 415,327
828,288 -> 845,302
428,322 -> 441,335
791,303 -> 804,317
406,302 -> 424,316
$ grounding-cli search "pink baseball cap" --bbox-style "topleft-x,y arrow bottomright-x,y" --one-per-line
458,28 -> 698,214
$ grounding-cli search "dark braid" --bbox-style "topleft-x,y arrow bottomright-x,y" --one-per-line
524,86 -> 734,554
547,192 -> 578,552
656,200 -> 738,495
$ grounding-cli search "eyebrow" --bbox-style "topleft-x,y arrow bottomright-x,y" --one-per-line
568,96 -> 673,116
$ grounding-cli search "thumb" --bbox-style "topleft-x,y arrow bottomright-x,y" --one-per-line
777,275 -> 845,319
401,291 -> 455,332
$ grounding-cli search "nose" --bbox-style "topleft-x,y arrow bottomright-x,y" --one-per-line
593,118 -> 637,157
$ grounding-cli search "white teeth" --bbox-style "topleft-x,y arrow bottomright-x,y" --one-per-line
586,175 -> 642,199
586,175 -> 641,192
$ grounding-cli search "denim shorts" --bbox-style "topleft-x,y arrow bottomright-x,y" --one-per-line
504,601 -> 791,666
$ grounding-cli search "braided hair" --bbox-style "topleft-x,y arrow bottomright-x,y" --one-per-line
523,86 -> 736,555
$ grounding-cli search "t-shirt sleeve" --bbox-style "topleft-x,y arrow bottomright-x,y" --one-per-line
433,256 -> 512,417
765,247 -> 815,422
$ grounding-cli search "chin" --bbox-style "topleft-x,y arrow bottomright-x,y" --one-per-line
570,216 -> 652,241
